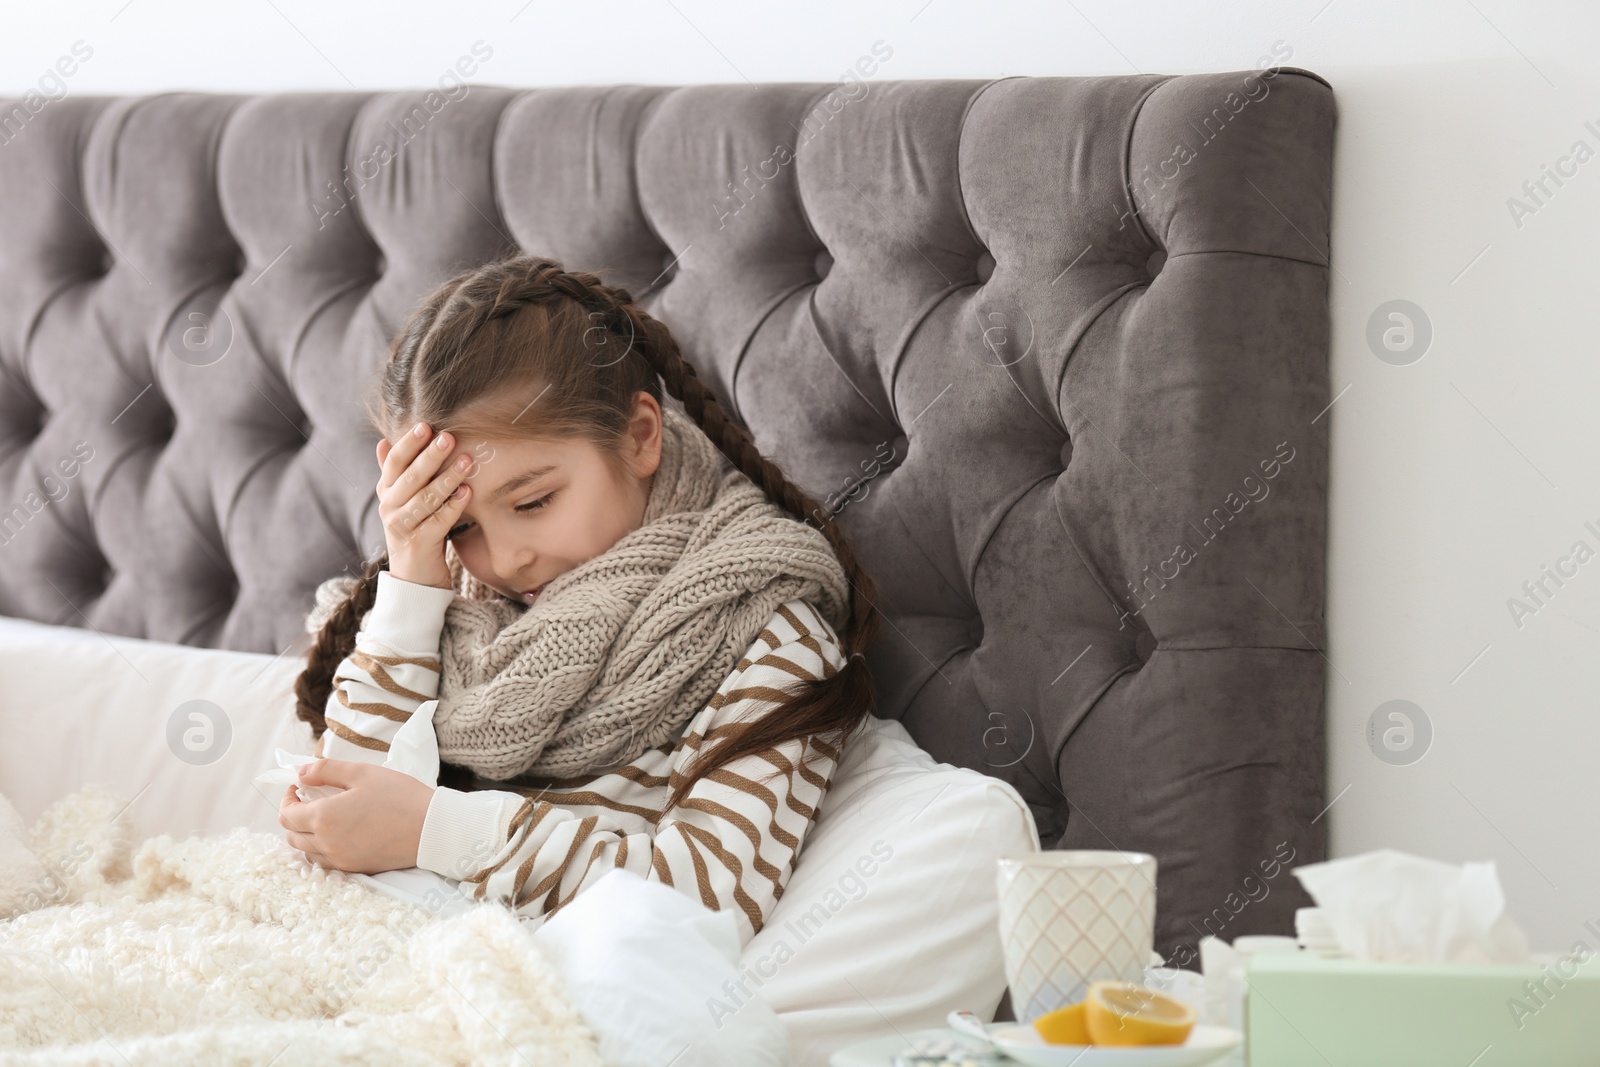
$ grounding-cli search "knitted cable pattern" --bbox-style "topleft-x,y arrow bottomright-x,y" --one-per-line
308,403 -> 850,781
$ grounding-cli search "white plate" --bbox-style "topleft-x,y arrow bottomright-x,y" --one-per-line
985,1023 -> 1243,1067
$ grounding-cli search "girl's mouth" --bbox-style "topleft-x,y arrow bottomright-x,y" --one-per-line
519,584 -> 546,602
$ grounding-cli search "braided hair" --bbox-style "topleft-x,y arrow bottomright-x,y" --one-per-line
293,253 -> 882,812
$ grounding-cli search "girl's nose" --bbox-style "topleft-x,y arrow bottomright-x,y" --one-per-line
487,537 -> 532,585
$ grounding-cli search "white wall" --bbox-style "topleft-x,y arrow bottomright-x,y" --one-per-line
6,0 -> 1596,953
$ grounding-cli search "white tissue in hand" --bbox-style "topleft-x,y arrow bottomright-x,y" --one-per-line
250,700 -> 442,804
252,702 -> 476,918
1291,848 -> 1533,964
253,749 -> 340,803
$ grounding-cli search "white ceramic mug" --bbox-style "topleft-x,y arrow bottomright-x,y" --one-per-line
996,850 -> 1158,1022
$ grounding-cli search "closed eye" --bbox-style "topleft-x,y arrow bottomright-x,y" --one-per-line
446,492 -> 556,540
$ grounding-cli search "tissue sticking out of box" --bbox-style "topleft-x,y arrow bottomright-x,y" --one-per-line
1291,848 -> 1534,964
1295,906 -> 1341,952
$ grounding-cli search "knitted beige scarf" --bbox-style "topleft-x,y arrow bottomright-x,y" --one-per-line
311,403 -> 850,782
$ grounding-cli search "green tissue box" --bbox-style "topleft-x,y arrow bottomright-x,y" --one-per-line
1246,946 -> 1600,1066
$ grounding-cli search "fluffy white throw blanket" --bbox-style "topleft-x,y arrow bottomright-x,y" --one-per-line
0,785 -> 602,1067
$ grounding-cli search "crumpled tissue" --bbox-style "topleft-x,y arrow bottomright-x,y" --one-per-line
254,699 -> 479,917
1291,848 -> 1533,964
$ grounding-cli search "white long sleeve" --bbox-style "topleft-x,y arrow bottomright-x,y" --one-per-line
315,570 -> 456,763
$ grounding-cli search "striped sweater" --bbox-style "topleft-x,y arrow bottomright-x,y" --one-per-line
314,570 -> 847,947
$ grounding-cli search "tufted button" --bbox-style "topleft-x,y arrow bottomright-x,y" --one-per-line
10,399 -> 43,443
1059,436 -> 1073,471
232,248 -> 248,278
657,248 -> 680,287
373,251 -> 388,278
974,250 -> 995,284
96,248 -> 114,276
887,432 -> 909,469
277,400 -> 311,441
813,248 -> 833,280
87,559 -> 112,598
1133,628 -> 1157,664
1145,249 -> 1167,279
856,431 -> 907,486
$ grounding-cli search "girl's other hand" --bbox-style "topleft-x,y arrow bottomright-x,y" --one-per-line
375,421 -> 475,590
279,759 -> 434,874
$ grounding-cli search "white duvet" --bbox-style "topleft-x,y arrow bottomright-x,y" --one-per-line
0,784 -> 788,1067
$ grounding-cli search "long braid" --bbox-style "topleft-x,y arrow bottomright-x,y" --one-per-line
293,552 -> 385,741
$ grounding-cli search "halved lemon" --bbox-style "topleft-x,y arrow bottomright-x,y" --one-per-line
1083,980 -> 1196,1046
1031,1000 -> 1090,1045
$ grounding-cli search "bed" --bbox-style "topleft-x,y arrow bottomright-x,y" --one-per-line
0,66 -> 1335,1062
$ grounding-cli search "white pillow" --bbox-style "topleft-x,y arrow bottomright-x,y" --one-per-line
739,715 -> 1041,1067
0,615 -> 312,840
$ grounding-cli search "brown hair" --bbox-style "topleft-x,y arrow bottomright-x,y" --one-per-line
292,253 -> 881,812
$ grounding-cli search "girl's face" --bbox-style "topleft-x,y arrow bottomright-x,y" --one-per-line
443,392 -> 663,605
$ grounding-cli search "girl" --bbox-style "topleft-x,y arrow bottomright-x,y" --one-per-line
282,254 -> 881,946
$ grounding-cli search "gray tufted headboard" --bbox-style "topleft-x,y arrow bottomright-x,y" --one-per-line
0,69 -> 1334,958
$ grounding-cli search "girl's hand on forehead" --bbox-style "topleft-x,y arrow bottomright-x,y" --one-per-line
375,421 -> 476,590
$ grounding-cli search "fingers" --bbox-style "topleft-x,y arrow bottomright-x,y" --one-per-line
280,781 -> 337,868
377,420 -> 435,494
377,425 -> 476,540
379,423 -> 449,514
400,429 -> 459,507
280,790 -> 309,834
284,827 -> 332,869
405,463 -> 473,542
298,757 -> 374,792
